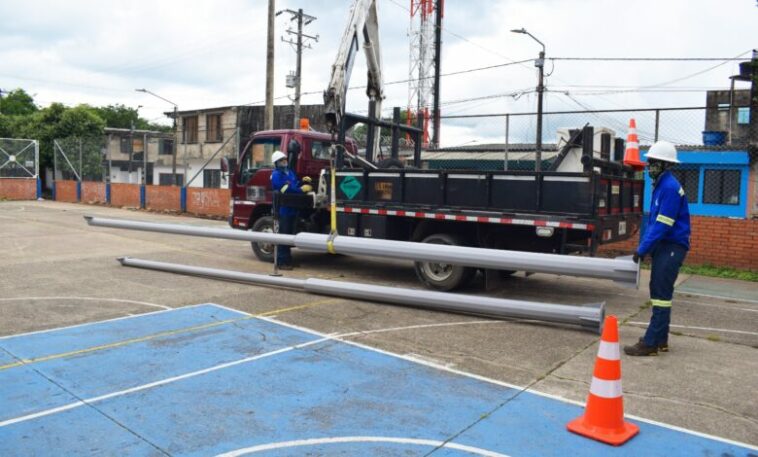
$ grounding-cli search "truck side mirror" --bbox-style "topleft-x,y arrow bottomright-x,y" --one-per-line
287,139 -> 301,170
220,157 -> 229,173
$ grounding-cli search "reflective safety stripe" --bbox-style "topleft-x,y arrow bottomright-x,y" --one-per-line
656,214 -> 675,226
651,299 -> 672,308
597,341 -> 620,360
589,377 -> 623,399
678,187 -> 685,197
281,184 -> 289,193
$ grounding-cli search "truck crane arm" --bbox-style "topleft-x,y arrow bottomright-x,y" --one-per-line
323,0 -> 384,134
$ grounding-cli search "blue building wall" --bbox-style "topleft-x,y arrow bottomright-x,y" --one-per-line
641,149 -> 750,218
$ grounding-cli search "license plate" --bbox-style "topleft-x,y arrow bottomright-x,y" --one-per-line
618,221 -> 627,235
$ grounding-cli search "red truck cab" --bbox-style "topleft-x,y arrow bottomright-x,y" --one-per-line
228,129 -> 356,231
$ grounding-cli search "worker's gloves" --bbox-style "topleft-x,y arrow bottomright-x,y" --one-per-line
301,184 -> 314,193
301,176 -> 312,184
632,251 -> 643,264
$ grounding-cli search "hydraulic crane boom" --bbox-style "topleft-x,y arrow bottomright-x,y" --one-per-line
323,0 -> 384,152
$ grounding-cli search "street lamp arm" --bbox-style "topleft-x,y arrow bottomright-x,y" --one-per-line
135,88 -> 178,108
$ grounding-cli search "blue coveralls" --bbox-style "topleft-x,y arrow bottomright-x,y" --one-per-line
637,170 -> 691,347
270,167 -> 303,266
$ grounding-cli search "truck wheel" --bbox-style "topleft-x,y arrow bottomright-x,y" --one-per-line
414,233 -> 475,291
250,216 -> 275,262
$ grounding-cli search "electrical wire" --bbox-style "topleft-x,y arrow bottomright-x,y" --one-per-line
550,57 -> 751,61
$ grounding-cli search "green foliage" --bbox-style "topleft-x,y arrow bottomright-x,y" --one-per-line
92,104 -> 170,131
0,89 -> 38,116
640,262 -> 757,282
0,91 -> 168,173
678,264 -> 758,282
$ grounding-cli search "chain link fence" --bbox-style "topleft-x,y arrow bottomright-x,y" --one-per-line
52,127 -> 238,189
0,138 -> 39,178
423,106 -> 753,171
53,137 -> 107,182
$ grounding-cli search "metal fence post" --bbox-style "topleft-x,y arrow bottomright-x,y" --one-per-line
180,186 -> 187,212
654,109 -> 660,142
504,114 -> 510,171
35,140 -> 41,199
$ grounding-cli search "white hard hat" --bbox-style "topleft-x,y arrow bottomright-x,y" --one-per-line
645,141 -> 679,164
271,151 -> 287,164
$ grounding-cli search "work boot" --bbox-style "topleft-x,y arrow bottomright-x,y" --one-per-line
278,264 -> 294,271
624,340 -> 658,356
637,337 -> 668,352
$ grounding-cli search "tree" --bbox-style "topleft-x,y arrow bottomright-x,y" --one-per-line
0,89 -> 38,116
93,104 -> 170,132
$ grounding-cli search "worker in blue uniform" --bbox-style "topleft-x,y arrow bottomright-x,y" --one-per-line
270,150 -> 311,270
625,141 -> 691,357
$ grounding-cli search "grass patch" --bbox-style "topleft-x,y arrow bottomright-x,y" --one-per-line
641,262 -> 758,282
706,334 -> 721,342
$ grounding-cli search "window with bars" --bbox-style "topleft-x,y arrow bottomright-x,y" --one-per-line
206,114 -> 223,142
669,169 -> 699,203
703,169 -> 740,205
159,173 -> 184,186
203,169 -> 221,188
159,139 -> 174,155
183,116 -> 198,144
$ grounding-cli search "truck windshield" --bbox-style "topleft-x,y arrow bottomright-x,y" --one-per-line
244,137 -> 282,169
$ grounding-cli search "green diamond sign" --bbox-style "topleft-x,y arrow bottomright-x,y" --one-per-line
339,176 -> 362,200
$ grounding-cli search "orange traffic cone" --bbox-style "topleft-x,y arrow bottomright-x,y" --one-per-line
623,119 -> 645,171
567,315 -> 639,446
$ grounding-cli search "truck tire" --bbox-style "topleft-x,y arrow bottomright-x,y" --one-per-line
414,233 -> 476,291
250,216 -> 276,262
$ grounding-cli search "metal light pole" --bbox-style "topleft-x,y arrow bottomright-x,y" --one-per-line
135,88 -> 179,185
511,28 -> 545,171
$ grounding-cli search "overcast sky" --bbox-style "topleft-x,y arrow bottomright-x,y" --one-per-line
1,0 -> 756,146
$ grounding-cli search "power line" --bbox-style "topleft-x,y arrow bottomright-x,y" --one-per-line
550,57 -> 751,62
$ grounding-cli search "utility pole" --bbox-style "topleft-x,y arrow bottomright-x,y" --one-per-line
431,0 -> 442,148
279,8 -> 318,129
536,48 -> 545,171
265,0 -> 276,130
511,28 -> 546,171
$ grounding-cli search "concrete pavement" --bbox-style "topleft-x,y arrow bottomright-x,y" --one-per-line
1,200 -> 756,448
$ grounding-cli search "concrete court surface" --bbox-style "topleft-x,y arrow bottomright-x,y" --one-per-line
1,304 -> 754,456
0,200 -> 756,452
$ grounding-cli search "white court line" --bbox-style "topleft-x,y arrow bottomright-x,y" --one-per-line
627,321 -> 758,337
672,298 -> 758,313
677,290 -> 758,305
0,296 -> 171,310
215,436 -> 509,457
335,319 -> 508,338
0,303 -> 221,341
0,335 -> 331,428
208,304 -> 758,451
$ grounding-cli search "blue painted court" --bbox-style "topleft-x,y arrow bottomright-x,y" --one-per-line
0,304 -> 754,456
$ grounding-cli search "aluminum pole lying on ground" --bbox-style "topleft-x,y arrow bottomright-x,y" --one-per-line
117,256 -> 605,332
85,215 -> 639,288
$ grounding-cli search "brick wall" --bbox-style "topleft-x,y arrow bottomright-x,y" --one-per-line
146,185 -> 181,212
81,182 -> 106,204
0,178 -> 36,200
110,183 -> 140,208
55,180 -> 78,203
601,215 -> 758,270
187,188 -> 230,217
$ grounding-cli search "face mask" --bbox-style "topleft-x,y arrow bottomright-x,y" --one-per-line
275,160 -> 288,170
648,161 -> 665,180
